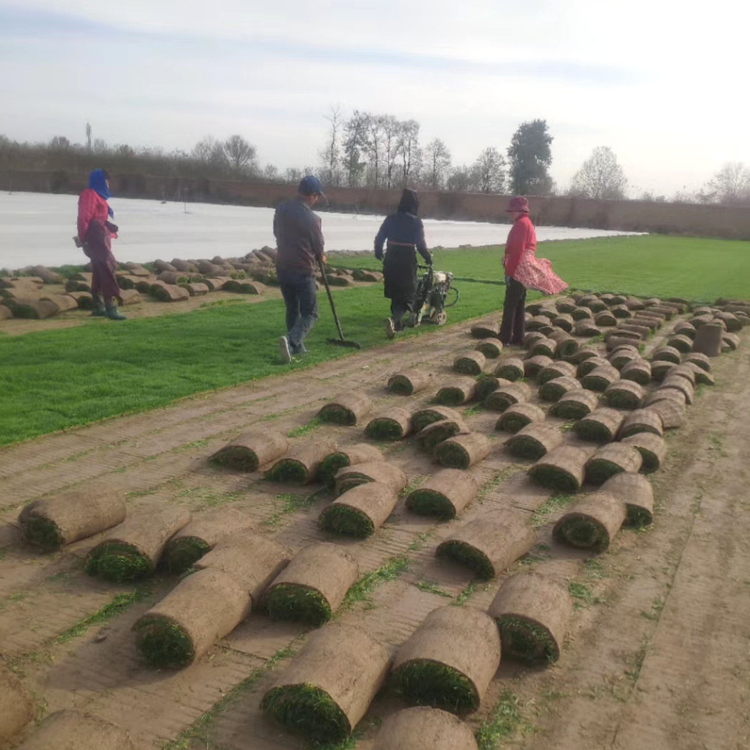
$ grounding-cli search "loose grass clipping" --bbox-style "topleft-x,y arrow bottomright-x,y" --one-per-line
435,433 -> 492,469
528,445 -> 588,492
317,443 -> 383,487
85,507 -> 191,583
210,430 -> 289,472
320,482 -> 399,538
412,406 -> 463,433
266,439 -> 337,484
435,377 -> 477,406
453,350 -> 486,376
523,354 -> 553,378
20,486 -> 125,551
436,510 -> 535,579
494,357 -> 525,381
470,320 -> 500,339
586,443 -> 643,485
365,407 -> 413,440
505,423 -> 564,460
620,358 -> 652,385
603,380 -> 644,410
373,707 -> 479,750
621,432 -> 667,473
548,389 -> 599,420
539,375 -> 582,403
417,418 -> 470,453
406,469 -> 479,520
318,391 -> 373,425
134,568 -> 251,669
484,382 -> 532,412
0,665 -> 34,744
390,607 -> 501,714
334,461 -> 408,495
266,543 -> 359,626
553,492 -> 626,552
489,572 -> 573,665
620,409 -> 664,439
573,408 -> 624,443
576,356 -> 609,378
581,365 -> 620,392
16,710 -> 136,750
496,402 -> 546,433
602,472 -> 654,527
262,623 -> 390,745
475,338 -> 503,358
538,360 -> 576,384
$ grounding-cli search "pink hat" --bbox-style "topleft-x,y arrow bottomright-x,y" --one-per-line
506,196 -> 530,213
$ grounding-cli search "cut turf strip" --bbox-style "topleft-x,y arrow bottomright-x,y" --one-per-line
210,430 -> 289,472
434,433 -> 492,469
417,418 -> 470,453
528,446 -> 588,492
586,443 -> 643,485
436,510 -> 535,579
317,443 -> 383,487
470,320 -> 500,339
495,402 -> 546,433
553,313 -> 574,332
683,352 -> 711,371
435,377 -> 478,406
388,369 -> 432,395
412,406 -> 463,433
475,338 -> 504,359
262,623 -> 390,745
661,375 -> 695,404
266,439 -> 337,484
334,461 -> 408,495
390,607 -> 501,714
573,407 -> 625,443
530,336 -> 556,358
484,382 -> 532,411
621,432 -> 667,473
652,345 -> 682,364
494,357 -> 525,381
364,406 -> 413,440
602,471 -> 655,527
620,409 -> 664,438
85,507 -> 191,583
320,482 -> 399,538
134,568 -> 251,668
538,360 -> 576,384
576,355 -> 609,378
453,350 -> 486,376
523,354 -> 553,378
645,399 -> 686,430
489,572 -> 573,665
603,380 -> 645,410
609,345 -> 640,370
548,330 -> 579,357
20,486 -> 126,551
317,391 -> 373,425
581,364 -> 620,392
406,469 -> 479,520
539,375 -> 582,403
373,707 -> 479,750
668,364 -> 697,386
505,422 -> 564,460
548,389 -> 599,420
475,375 -> 512,402
16,710 -> 136,750
266,543 -> 359,626
552,492 -> 627,551
620,358 -> 652,385
0,665 -> 34,744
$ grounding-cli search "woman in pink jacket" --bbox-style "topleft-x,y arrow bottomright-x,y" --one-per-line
500,196 -> 567,345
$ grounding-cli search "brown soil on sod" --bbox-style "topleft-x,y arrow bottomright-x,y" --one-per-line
388,369 -> 432,395
530,337 -> 556,358
435,377 -> 478,406
334,461 -> 408,495
528,445 -> 588,492
391,606 -> 501,713
574,319 -> 601,337
416,418 -> 471,452
576,356 -> 609,378
453,350 -> 487,376
538,360 -> 577,384
553,492 -> 627,551
320,482 -> 399,537
553,313 -> 575,332
603,380 -> 645,410
373,707 -> 479,750
668,364 -> 697,386
548,389 -> 600,420
505,422 -> 564,460
523,354 -> 554,378
683,351 -> 711,371
620,358 -> 651,384
621,432 -> 668,473
605,334 -> 641,351
539,375 -> 582,403
652,345 -> 682,364
494,356 -> 525,381
317,443 -> 384,486
573,407 -> 624,443
406,468 -> 479,520
667,334 -> 694,353
210,430 -> 289,472
620,409 -> 664,438
434,432 -> 492,469
475,375 -> 513,402
266,439 -> 337,484
16,710 -> 136,750
0,665 -> 34,744
580,365 -> 620,392
586,443 -> 643,485
436,510 -> 535,579
318,391 -> 373,425
548,330 -> 579,358
650,360 -> 676,381
484,382 -> 532,411
601,471 -> 655,526
645,398 -> 686,429
488,572 -> 573,664
609,346 -> 640,369
412,406 -> 464,432
496,402 -> 547,433
470,320 -> 501,339
661,375 -> 695,404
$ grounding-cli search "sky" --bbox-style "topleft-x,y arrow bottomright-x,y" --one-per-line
0,0 -> 748,197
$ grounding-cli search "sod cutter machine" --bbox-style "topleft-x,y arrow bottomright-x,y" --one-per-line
406,264 -> 460,328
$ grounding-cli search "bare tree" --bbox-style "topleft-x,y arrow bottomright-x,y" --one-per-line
319,105 -> 344,186
193,136 -> 229,171
263,164 -> 280,181
446,165 -> 475,192
363,114 -> 384,188
397,120 -> 420,187
49,136 -> 72,150
423,138 -> 452,190
342,110 -> 368,187
569,146 -> 628,200
224,135 -> 258,173
381,115 -> 401,189
700,162 -> 750,204
472,147 -> 506,193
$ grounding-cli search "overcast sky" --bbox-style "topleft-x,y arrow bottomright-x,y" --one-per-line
1,0 -> 747,196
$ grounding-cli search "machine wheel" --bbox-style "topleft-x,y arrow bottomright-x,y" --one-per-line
435,311 -> 448,325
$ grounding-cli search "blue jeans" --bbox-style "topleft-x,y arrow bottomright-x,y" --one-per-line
278,269 -> 318,352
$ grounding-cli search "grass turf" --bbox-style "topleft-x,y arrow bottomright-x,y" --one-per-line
266,584 -> 333,627
554,517 -> 608,550
162,537 -> 211,575
24,516 -> 63,550
390,660 -> 479,714
134,615 -> 195,668
435,442 -> 472,469
406,489 -> 456,520
364,418 -> 405,440
496,616 -> 559,664
437,540 -> 495,579
265,460 -> 310,484
528,465 -> 580,493
210,445 -> 260,472
317,453 -> 351,487
85,542 -> 151,582
319,505 -> 375,538
317,404 -> 357,425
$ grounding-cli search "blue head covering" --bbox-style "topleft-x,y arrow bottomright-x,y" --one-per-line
89,169 -> 114,217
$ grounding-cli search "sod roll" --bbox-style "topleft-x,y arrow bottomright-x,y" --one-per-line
488,572 -> 573,664
523,331 -> 546,348
603,380 -> 644,410
602,472 -> 654,526
685,364 -> 715,386
528,446 -> 588,492
605,334 -> 641,351
134,568 -> 251,668
646,388 -> 687,409
551,332 -> 579,358
318,391 -> 373,425
621,432 -> 667,473
723,332 -> 741,350
660,376 -> 695,404
267,543 -> 359,626
581,365 -> 620,392
210,430 -> 289,472
373,707 -> 479,750
391,606 -> 501,714
617,323 -> 650,339
475,375 -> 512,403
85,507 -> 191,583
646,399 -> 686,430
484,382 -> 532,412
609,345 -> 640,369
21,486 -> 126,551
572,407 -> 624,443
548,389 -> 599,421
406,469 -> 479,520
595,310 -> 617,327
334,461 -> 408,495
620,358 -> 652,385
715,311 -> 742,332
417,418 -> 471,452
266,438 -> 337,483
436,510 -> 535,579
16,710 -> 136,750
538,360 -> 576,384
574,319 -> 601,337
530,337 -> 556,358
435,377 -> 477,406
505,422 -> 564,460
161,507 -> 253,574
552,313 -> 574,332
470,320 -> 501,339
364,406 -> 414,440
475,338 -> 504,359
586,443 -> 643,485
683,352 -> 711,372
610,304 -> 633,319
262,623 -> 390,744
571,306 -> 594,321
0,666 -> 34,744
673,321 -> 696,339
526,315 -> 552,332
496,402 -> 546,433
650,360 -> 676,381
667,334 -> 694,353
494,357 -> 525,381
434,433 -> 492,469
523,354 -> 553,378
412,406 -> 464,433
668,364 -> 697,386
553,492 -> 626,551
539,375 -> 582,403
620,409 -> 664,438
453,350 -> 487,376
576,356 -> 609,378
556,297 -> 578,313
317,443 -> 384,486
320,482 -> 399,537
652,345 -> 682,364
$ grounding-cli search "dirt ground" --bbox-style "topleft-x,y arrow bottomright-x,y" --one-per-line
1,311 -> 748,750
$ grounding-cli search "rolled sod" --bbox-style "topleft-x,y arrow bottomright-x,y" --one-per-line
617,323 -> 650,339
581,365 -> 620,393
650,360 -> 676,381
320,482 -> 399,537
85,507 -> 191,583
523,331 -> 546,349
0,666 -> 34,744
373,707 -> 478,750
495,402 -> 546,433
412,406 -> 463,433
494,357 -> 525,381
621,432 -> 667,473
602,472 -> 655,527
715,311 -> 742,332
537,305 -> 558,320
317,443 -> 383,487
684,363 -> 715,386
417,418 -> 470,453
437,510 -> 535,579
605,334 -> 641,351
646,388 -> 687,410
646,399 -> 686,430
652,345 -> 682,364
555,297 -> 578,313
318,391 -> 373,425
574,319 -> 601,337
161,507 -> 253,574
266,439 -> 337,484
435,377 -> 477,406
610,304 -> 633,319
576,356 -> 609,378
453,350 -> 486,376
334,461 -> 408,495
683,352 -> 711,372
484,382 -> 532,412
660,376 -> 695,404
571,306 -> 594,321
363,406 -> 413,440
668,364 -> 697,386
539,375 -> 582,403
435,433 -> 492,469
609,345 -> 640,370
620,359 -> 652,385
538,360 -> 576,384
595,310 -> 617,327
470,320 -> 501,339
266,543 -> 359,626
528,446 -> 588,492
475,375 -> 512,403
390,606 -> 500,714
530,337 -> 556,358
692,324 -> 723,357
620,409 -> 664,438
406,469 -> 479,520
16,710 -> 136,750
548,389 -> 599,420
603,380 -> 644,410
488,572 -> 573,664
673,321 -> 696,339
667,334 -> 695,354
505,422 -> 564,460
630,315 -> 660,331
586,443 -> 643,485
475,338 -> 503,359
723,332 -> 741,350
134,568 -> 251,669
624,296 -> 646,311
210,430 -> 289,472
523,354 -> 553,378
262,623 -> 390,745
526,315 -> 552,332
549,331 -> 579,358
20,486 -> 126,551
573,407 -> 624,443
195,531 -> 291,604
552,313 -> 574,332
553,492 -> 627,551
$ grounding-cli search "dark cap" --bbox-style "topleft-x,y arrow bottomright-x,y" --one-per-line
298,175 -> 326,200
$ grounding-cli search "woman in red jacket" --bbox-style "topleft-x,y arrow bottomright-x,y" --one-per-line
500,196 -> 567,345
75,169 -> 126,320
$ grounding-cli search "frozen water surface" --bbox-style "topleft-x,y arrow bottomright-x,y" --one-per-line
0,192 -> 641,269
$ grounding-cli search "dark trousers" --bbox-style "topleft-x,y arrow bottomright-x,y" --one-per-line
390,299 -> 413,330
499,277 -> 527,345
278,269 -> 318,351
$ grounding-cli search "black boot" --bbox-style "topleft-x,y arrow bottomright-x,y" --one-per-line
90,293 -> 106,317
105,300 -> 127,320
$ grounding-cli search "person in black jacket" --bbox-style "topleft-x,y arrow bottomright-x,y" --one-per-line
374,188 -> 433,339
